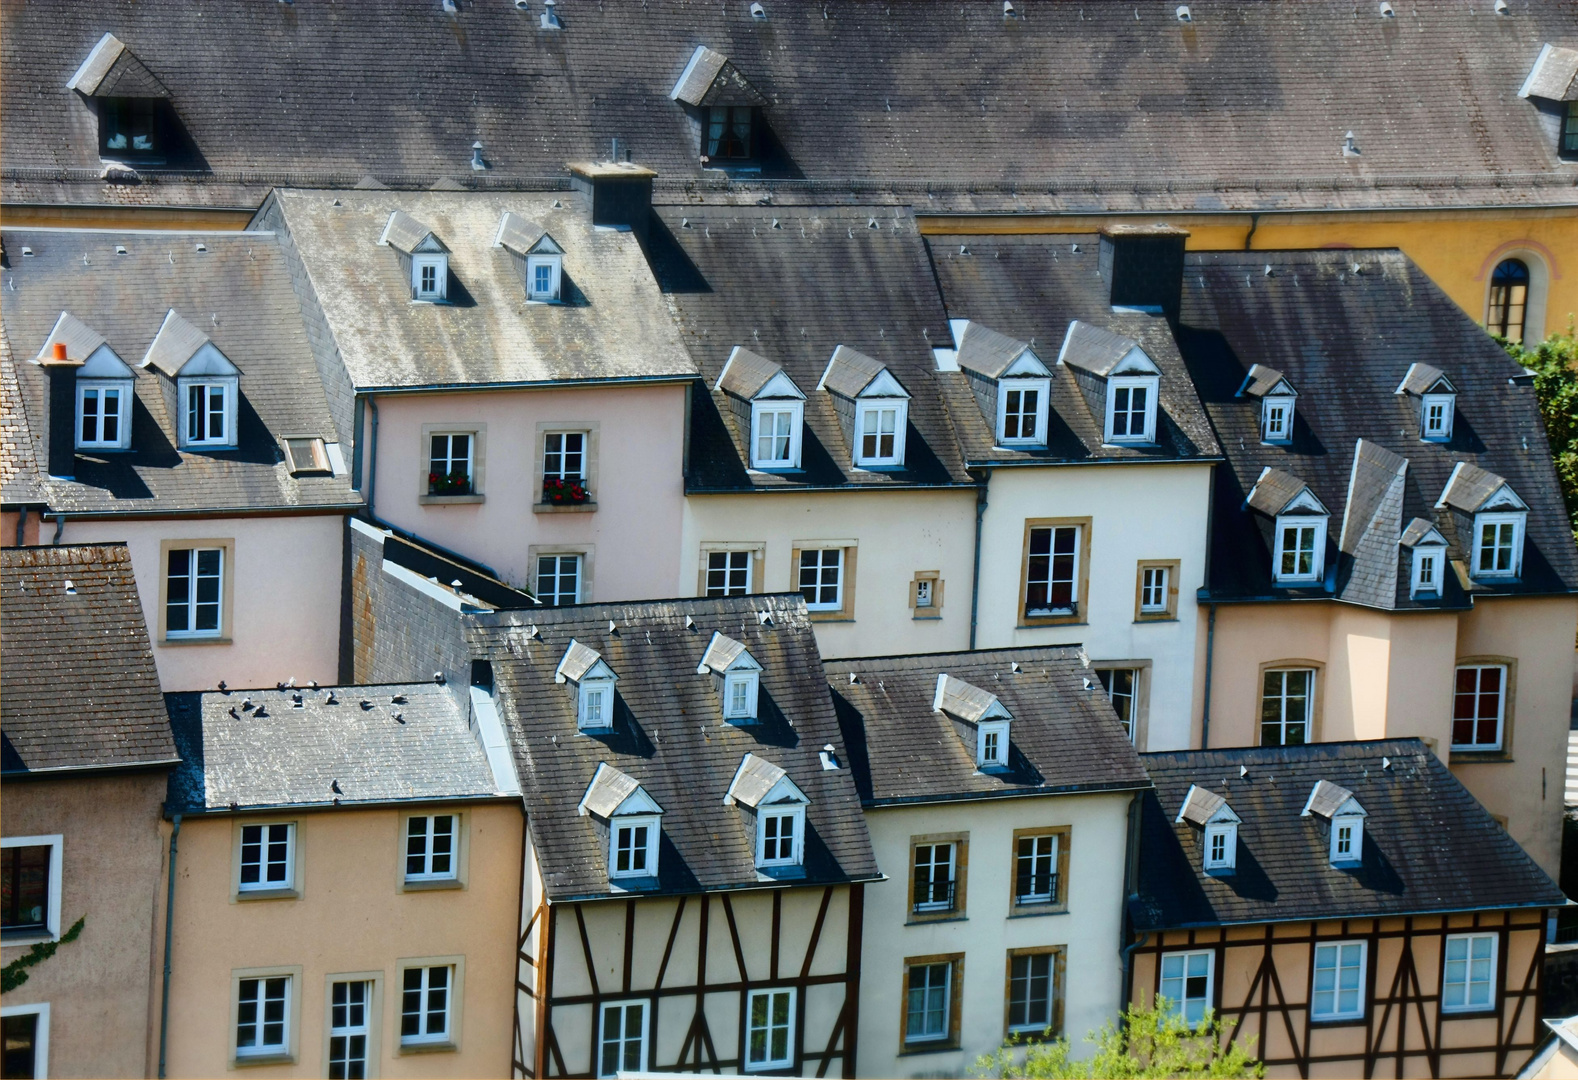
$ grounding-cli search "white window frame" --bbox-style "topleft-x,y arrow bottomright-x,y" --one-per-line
852,399 -> 907,468
1273,515 -> 1327,584
179,376 -> 237,448
1441,932 -> 1497,1014
1139,565 -> 1169,613
1025,525 -> 1081,617
756,805 -> 804,868
165,545 -> 225,639
723,670 -> 760,721
399,964 -> 453,1046
1159,950 -> 1214,1027
1261,397 -> 1294,445
912,842 -> 956,913
1411,547 -> 1444,598
744,988 -> 795,1071
976,719 -> 1010,769
1311,941 -> 1367,1022
412,254 -> 448,302
578,678 -> 615,731
1104,375 -> 1158,444
904,961 -> 952,1044
598,1000 -> 648,1078
1330,815 -> 1364,866
1452,663 -> 1508,751
0,1003 -> 50,1080
328,978 -> 374,1079
537,553 -> 583,607
542,430 -> 587,482
750,401 -> 803,470
1007,951 -> 1056,1034
526,254 -> 562,302
1472,512 -> 1524,579
997,377 -> 1051,447
427,432 -> 476,495
1261,668 -> 1314,747
1203,823 -> 1236,872
705,549 -> 753,597
1,835 -> 64,942
798,548 -> 843,612
1421,394 -> 1455,441
236,974 -> 293,1059
404,814 -> 458,883
609,815 -> 660,881
1014,833 -> 1058,906
238,822 -> 296,894
76,379 -> 132,450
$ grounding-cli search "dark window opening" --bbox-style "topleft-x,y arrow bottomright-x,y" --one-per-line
99,97 -> 164,162
1565,102 -> 1578,156
1487,259 -> 1529,344
705,107 -> 754,160
1,845 -> 51,934
2,1013 -> 39,1079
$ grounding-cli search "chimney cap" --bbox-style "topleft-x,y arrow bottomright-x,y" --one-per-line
1099,223 -> 1191,240
566,160 -> 656,180
41,340 -> 84,367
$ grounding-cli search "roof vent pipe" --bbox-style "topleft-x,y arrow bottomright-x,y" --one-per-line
541,0 -> 561,30
471,141 -> 487,171
1176,4 -> 1191,20
1342,130 -> 1360,156
1379,1 -> 1394,14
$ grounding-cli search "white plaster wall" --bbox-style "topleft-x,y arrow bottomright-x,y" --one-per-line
858,792 -> 1134,1079
974,464 -> 1214,751
680,489 -> 978,659
60,513 -> 344,692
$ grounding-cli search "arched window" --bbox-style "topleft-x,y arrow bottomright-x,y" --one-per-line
1487,259 -> 1530,343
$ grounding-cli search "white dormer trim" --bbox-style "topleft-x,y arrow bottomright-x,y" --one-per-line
411,253 -> 448,302
853,396 -> 908,468
1274,512 -> 1328,586
1420,393 -> 1455,442
996,375 -> 1052,447
1261,394 -> 1296,445
1472,510 -> 1527,580
1104,374 -> 1160,445
976,719 -> 1010,770
1330,815 -> 1365,866
750,399 -> 803,470
526,254 -> 562,302
1203,821 -> 1238,873
1410,540 -> 1447,598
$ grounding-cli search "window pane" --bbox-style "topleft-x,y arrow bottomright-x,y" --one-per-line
2,1013 -> 39,1080
1,845 -> 51,930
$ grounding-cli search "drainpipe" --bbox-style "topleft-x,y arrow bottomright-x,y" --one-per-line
967,475 -> 989,650
1200,603 -> 1216,749
15,506 -> 27,546
50,513 -> 65,545
1118,792 -> 1147,1016
157,813 -> 182,1079
365,395 -> 380,520
1242,213 -> 1261,251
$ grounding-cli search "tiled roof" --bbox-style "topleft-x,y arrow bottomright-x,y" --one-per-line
1178,248 -> 1578,606
0,332 -> 45,506
465,593 -> 878,901
4,3 -> 1577,210
1133,740 -> 1565,930
164,682 -> 504,813
0,228 -> 359,515
823,646 -> 1150,806
1,544 -> 176,774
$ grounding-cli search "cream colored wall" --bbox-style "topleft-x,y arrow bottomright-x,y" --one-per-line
157,801 -> 523,1079
1,771 -> 169,1080
974,464 -> 1214,752
369,383 -> 688,599
58,513 -> 345,693
680,489 -> 977,659
1530,1040 -> 1578,1080
859,792 -> 1134,1079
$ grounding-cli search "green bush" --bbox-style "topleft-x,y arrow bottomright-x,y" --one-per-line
1500,325 -> 1578,544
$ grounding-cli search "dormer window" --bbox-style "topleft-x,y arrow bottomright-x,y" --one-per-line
977,720 -> 1010,769
671,46 -> 769,167
707,107 -> 754,159
578,763 -> 663,884
1332,816 -> 1364,865
696,631 -> 762,723
185,381 -> 233,446
1438,463 -> 1527,582
1204,822 -> 1237,871
1401,518 -> 1449,599
1396,363 -> 1457,442
1262,397 -> 1293,444
1056,320 -> 1162,447
1237,365 -> 1299,447
1303,780 -> 1367,868
1107,377 -> 1158,443
949,320 -> 1054,450
1248,469 -> 1330,586
1474,513 -> 1525,579
933,673 -> 1013,772
999,378 -> 1051,446
141,310 -> 241,451
1519,44 -> 1578,158
819,345 -> 910,469
1176,785 -> 1241,875
380,211 -> 450,303
495,213 -> 565,302
39,313 -> 135,452
1422,394 -> 1454,441
556,640 -> 619,732
855,397 -> 907,467
715,347 -> 805,471
725,754 -> 809,871
67,35 -> 172,164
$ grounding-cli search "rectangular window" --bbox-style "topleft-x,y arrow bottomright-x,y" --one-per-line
1025,525 -> 1079,617
761,811 -> 797,865
543,431 -> 586,482
1262,400 -> 1290,442
912,843 -> 956,913
401,966 -> 451,1045
1452,664 -> 1507,750
536,554 -> 582,607
1261,669 -> 1313,746
1,846 -> 51,934
329,980 -> 371,1080
1095,668 -> 1137,742
1566,101 -> 1578,153
420,264 -> 438,295
706,550 -> 752,597
239,823 -> 294,892
1014,833 -> 1058,906
753,407 -> 797,468
1139,566 -> 1168,612
78,383 -> 126,449
405,815 -> 456,882
1,1007 -> 47,1080
1442,933 -> 1496,1013
1311,942 -> 1366,1021
534,263 -> 553,297
428,433 -> 473,496
1209,829 -> 1229,866
166,546 -> 223,637
980,727 -> 1003,766
613,820 -> 653,877
798,549 -> 843,611
706,106 -> 753,159
905,962 -> 952,1043
744,988 -> 793,1070
237,976 -> 291,1057
599,1001 -> 647,1078
1475,516 -> 1521,577
185,381 -> 230,445
1008,952 -> 1055,1033
1159,950 -> 1213,1026
1278,523 -> 1320,580
1107,380 -> 1154,442
856,403 -> 903,466
1002,386 -> 1041,443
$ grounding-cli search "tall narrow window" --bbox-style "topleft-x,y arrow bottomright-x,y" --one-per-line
236,976 -> 291,1058
536,554 -> 582,607
599,1001 -> 647,1078
1140,567 -> 1169,613
401,966 -> 451,1045
912,843 -> 956,913
1014,833 -> 1058,906
1261,669 -> 1313,746
1095,668 -> 1137,742
1,845 -> 52,933
185,382 -> 230,445
428,433 -> 473,496
1487,259 -> 1529,344
706,551 -> 752,597
1442,933 -> 1496,1013
1566,101 -> 1578,154
706,106 -> 753,159
329,980 -> 371,1080
798,549 -> 843,612
405,815 -> 456,882
1025,525 -> 1079,616
1452,664 -> 1507,750
1262,399 -> 1291,444
78,383 -> 126,449
744,989 -> 793,1070
1,1010 -> 44,1080
1159,951 -> 1213,1026
905,963 -> 953,1043
1008,952 -> 1056,1034
238,823 -> 293,892
1311,942 -> 1366,1022
166,547 -> 223,638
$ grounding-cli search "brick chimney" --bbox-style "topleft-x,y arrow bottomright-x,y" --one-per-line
39,341 -> 82,479
1098,224 -> 1190,324
568,160 -> 655,243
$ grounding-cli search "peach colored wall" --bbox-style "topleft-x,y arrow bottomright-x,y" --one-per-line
367,383 -> 688,599
156,801 -> 523,1079
57,514 -> 345,693
1530,1041 -> 1578,1080
0,510 -> 44,546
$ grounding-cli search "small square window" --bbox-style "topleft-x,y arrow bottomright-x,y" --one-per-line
798,549 -> 843,612
400,965 -> 452,1045
184,380 -> 233,446
998,380 -> 1050,446
758,808 -> 801,867
1274,518 -> 1326,584
405,815 -> 457,882
1203,823 -> 1237,872
611,817 -> 659,880
1106,377 -> 1158,444
1472,513 -> 1523,579
537,554 -> 582,607
543,431 -> 586,483
239,822 -> 294,893
853,401 -> 906,467
77,380 -> 131,450
706,106 -> 754,160
706,550 -> 752,597
1262,399 -> 1293,444
751,403 -> 802,470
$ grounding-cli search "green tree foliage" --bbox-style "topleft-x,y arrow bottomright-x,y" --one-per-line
0,916 -> 85,994
1501,325 -> 1578,543
972,997 -> 1263,1080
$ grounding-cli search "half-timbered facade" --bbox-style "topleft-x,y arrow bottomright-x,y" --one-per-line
1129,740 -> 1564,1079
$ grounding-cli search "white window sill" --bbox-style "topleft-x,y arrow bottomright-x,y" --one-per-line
747,466 -> 804,475
233,1051 -> 294,1067
401,877 -> 463,892
399,1039 -> 458,1055
181,443 -> 239,452
419,493 -> 485,505
162,635 -> 231,647
533,500 -> 596,514
235,886 -> 300,901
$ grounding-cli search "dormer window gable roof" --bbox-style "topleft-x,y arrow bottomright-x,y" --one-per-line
1520,43 -> 1578,102
670,45 -> 768,108
817,345 -> 910,401
1436,462 -> 1527,515
1400,517 -> 1449,549
378,210 -> 448,256
1056,319 -> 1160,379
1246,467 -> 1328,519
1395,362 -> 1457,398
493,211 -> 563,259
140,309 -> 240,379
714,347 -> 804,402
1301,779 -> 1368,822
577,761 -> 662,819
724,753 -> 809,810
951,320 -> 1050,380
555,639 -> 617,685
1174,784 -> 1241,828
931,673 -> 1011,725
696,630 -> 761,676
1237,364 -> 1297,400
66,33 -> 169,98
35,312 -> 133,378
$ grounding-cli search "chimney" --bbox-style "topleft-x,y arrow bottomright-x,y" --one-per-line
1098,224 -> 1190,323
568,160 -> 655,243
39,341 -> 83,479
